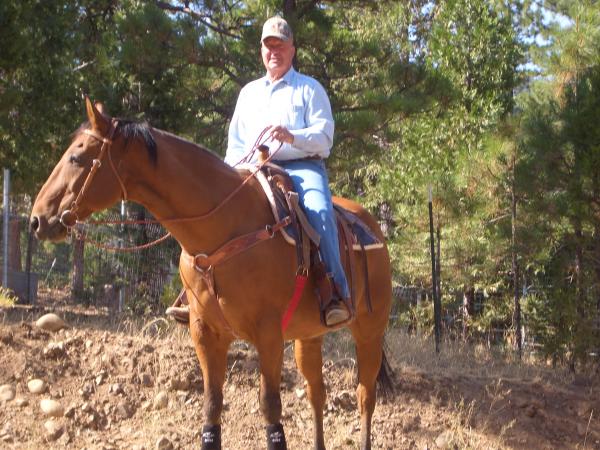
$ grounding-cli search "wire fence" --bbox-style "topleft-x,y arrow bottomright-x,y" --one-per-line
1,194 -> 181,313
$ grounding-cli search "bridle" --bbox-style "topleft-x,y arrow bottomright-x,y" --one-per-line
59,120 -> 127,229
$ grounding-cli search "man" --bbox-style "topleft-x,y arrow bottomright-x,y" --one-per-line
225,16 -> 350,326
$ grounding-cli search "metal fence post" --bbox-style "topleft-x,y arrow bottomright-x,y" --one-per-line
2,169 -> 10,288
118,200 -> 125,312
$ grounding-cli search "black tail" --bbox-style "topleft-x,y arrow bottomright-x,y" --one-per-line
376,342 -> 395,400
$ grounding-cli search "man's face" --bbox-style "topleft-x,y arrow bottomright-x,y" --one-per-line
261,37 -> 295,80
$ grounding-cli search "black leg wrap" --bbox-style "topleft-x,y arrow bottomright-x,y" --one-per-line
201,424 -> 221,450
266,423 -> 287,450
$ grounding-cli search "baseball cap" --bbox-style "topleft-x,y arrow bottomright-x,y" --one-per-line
261,16 -> 293,43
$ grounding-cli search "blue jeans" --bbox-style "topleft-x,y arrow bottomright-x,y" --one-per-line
276,159 -> 350,299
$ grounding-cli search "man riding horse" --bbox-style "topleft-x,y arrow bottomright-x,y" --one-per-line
170,16 -> 351,327
226,16 -> 350,326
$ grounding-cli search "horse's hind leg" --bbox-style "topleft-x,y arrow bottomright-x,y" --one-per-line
256,322 -> 287,449
190,317 -> 231,450
352,333 -> 384,450
294,337 -> 326,450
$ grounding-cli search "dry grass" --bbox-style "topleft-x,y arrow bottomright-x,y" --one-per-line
383,327 -> 573,383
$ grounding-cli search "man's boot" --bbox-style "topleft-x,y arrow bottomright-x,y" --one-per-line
323,276 -> 351,327
165,288 -> 190,324
325,299 -> 350,326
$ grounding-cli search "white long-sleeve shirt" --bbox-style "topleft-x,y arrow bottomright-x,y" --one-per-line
225,67 -> 334,165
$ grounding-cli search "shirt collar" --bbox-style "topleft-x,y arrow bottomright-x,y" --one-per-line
263,67 -> 296,86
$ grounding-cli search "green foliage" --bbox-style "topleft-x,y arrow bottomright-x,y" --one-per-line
0,287 -> 18,307
4,0 -> 600,363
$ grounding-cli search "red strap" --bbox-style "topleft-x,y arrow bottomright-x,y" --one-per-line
281,274 -> 308,332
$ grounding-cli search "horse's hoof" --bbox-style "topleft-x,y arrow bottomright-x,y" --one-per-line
201,424 -> 221,450
266,423 -> 287,450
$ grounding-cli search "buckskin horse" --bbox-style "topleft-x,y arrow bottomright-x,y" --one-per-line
30,98 -> 393,450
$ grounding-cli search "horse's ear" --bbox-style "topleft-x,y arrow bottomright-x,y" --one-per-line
94,102 -> 107,115
85,97 -> 109,132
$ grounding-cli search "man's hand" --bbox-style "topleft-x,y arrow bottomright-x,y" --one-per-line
268,125 -> 294,144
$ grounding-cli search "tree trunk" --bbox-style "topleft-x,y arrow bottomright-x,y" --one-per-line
71,236 -> 85,300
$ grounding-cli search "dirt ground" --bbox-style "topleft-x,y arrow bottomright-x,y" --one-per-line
0,297 -> 599,450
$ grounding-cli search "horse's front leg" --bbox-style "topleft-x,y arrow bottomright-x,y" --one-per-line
256,317 -> 287,450
190,314 -> 232,450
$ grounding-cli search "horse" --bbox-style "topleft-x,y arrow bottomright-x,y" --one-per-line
30,98 -> 393,450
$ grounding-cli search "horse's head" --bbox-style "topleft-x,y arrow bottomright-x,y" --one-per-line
30,98 -> 129,241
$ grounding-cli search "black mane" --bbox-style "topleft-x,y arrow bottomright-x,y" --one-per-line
115,119 -> 157,165
76,119 -> 157,165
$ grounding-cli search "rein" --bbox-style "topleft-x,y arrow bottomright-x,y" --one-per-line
67,125 -> 283,252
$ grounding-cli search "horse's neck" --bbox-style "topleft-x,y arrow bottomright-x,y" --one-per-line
125,130 -> 263,253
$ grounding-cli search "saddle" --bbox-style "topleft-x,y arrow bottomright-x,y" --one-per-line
247,160 -> 383,326
166,157 -> 384,327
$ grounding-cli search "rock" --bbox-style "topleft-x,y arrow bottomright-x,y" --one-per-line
153,391 -> 168,410
80,381 -> 95,399
15,397 -> 29,407
577,401 -> 593,418
44,419 -> 64,441
0,384 -> 15,402
85,413 -> 98,428
115,400 -> 133,420
57,430 -> 72,446
64,404 -> 76,418
44,342 -> 66,358
169,377 -> 190,391
435,430 -> 453,449
40,398 -> 64,417
81,402 -> 93,413
139,373 -> 154,387
27,379 -> 47,394
35,313 -> 67,332
524,405 -> 537,417
143,344 -> 154,353
332,391 -> 355,411
156,435 -> 174,450
0,330 -> 13,344
96,372 -> 107,386
109,383 -> 124,396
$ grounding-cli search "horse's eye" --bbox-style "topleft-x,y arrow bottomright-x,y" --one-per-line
69,154 -> 81,165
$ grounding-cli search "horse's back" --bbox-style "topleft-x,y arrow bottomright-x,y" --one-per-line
333,196 -> 386,242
